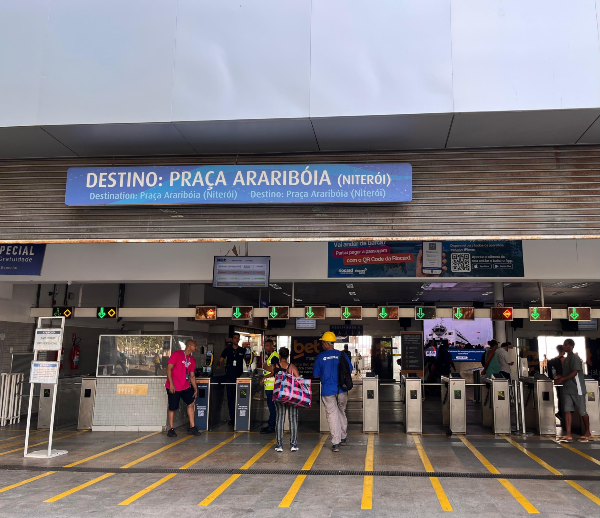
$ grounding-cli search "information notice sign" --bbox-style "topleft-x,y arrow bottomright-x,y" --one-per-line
401,332 -> 424,375
33,329 -> 63,351
30,361 -> 59,384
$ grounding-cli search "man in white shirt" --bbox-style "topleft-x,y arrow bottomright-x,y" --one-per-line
496,342 -> 514,379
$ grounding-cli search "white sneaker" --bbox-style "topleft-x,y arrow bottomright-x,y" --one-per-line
275,444 -> 283,452
290,444 -> 299,451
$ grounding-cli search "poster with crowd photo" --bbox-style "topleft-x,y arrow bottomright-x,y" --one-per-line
327,240 -> 524,278
291,336 -> 323,379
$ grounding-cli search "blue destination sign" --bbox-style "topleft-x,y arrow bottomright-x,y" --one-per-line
64,164 -> 412,205
0,244 -> 46,276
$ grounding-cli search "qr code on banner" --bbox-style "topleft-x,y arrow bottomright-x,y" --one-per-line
451,253 -> 471,273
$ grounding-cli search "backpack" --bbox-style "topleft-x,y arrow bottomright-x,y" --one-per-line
338,352 -> 354,392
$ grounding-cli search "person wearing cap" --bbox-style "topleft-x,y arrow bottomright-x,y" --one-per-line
482,340 -> 500,376
313,331 -> 353,452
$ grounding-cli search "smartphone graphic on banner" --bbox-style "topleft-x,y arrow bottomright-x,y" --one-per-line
422,241 -> 442,275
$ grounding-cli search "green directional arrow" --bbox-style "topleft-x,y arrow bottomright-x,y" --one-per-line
98,307 -> 106,319
53,307 -> 61,317
233,307 -> 242,319
416,307 -> 425,319
454,307 -> 463,319
531,307 -> 540,320
379,307 -> 388,319
570,308 -> 579,320
270,307 -> 278,318
306,307 -> 315,318
342,307 -> 351,319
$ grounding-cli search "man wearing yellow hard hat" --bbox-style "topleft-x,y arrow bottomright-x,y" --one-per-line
313,331 -> 353,452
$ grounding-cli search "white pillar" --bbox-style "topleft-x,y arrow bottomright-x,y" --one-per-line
493,282 -> 507,344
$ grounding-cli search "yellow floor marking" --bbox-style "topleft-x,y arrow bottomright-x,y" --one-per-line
361,433 -> 375,510
457,435 -> 539,514
0,429 -> 48,444
0,430 -> 87,457
45,435 -> 191,502
551,439 -> 600,467
199,438 -> 277,506
412,434 -> 453,512
279,433 -> 328,508
119,432 -> 243,505
0,472 -> 56,493
502,435 -> 600,507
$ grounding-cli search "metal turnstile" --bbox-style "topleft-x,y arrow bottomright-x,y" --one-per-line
573,377 -> 600,437
521,375 -> 556,435
194,378 -> 211,431
403,375 -> 422,434
441,373 -> 466,434
363,376 -> 379,433
38,376 -> 82,429
234,377 -> 252,431
481,376 -> 511,434
77,377 -> 97,430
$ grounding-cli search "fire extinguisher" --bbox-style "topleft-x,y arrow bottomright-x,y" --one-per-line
70,337 -> 81,370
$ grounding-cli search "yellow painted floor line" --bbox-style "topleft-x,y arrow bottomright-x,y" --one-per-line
199,438 -> 277,506
551,438 -> 600,467
119,432 -> 243,506
0,472 -> 56,493
45,434 -> 192,503
412,434 -> 453,512
361,433 -> 375,510
279,433 -> 328,508
502,435 -> 600,507
0,430 -> 88,457
457,435 -> 539,514
0,429 -> 47,444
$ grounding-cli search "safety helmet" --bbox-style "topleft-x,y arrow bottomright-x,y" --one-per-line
320,331 -> 337,343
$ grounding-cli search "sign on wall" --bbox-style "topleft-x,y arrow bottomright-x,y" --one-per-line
0,244 -> 46,276
291,336 -> 323,379
33,329 -> 63,351
64,164 -> 412,205
328,240 -> 524,278
30,361 -> 60,384
116,384 -> 148,396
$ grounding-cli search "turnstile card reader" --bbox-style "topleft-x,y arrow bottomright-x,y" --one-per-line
482,376 -> 511,434
403,375 -> 422,434
363,376 -> 379,433
194,378 -> 210,431
234,378 -> 252,431
573,377 -> 600,437
521,375 -> 555,435
441,374 -> 466,434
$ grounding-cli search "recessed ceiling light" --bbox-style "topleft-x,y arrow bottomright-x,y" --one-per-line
412,298 -> 419,302
353,298 -> 360,302
295,298 -> 302,302
416,291 -> 424,295
349,291 -> 356,296
346,284 -> 354,289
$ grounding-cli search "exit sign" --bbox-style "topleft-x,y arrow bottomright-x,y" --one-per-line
568,307 -> 591,321
377,306 -> 399,320
453,307 -> 474,321
231,306 -> 253,320
341,306 -> 362,320
268,306 -> 289,320
305,306 -> 326,319
196,306 -> 217,320
491,307 -> 513,321
97,306 -> 117,319
529,307 -> 552,321
52,306 -> 73,319
415,307 -> 437,320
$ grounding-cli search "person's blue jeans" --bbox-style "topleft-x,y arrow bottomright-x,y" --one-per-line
265,390 -> 276,429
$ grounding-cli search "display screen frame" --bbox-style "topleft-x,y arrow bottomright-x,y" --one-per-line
212,256 -> 271,288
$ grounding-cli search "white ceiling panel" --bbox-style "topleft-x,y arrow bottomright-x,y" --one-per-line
447,109 -> 600,148
0,126 -> 76,158
312,113 -> 453,151
172,0 -> 311,122
452,0 -> 600,112
44,123 -> 196,157
0,0 -> 50,127
175,119 -> 318,155
37,0 -> 178,125
310,0 -> 453,117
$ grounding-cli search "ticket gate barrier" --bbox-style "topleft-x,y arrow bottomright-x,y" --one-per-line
403,375 -> 422,434
572,376 -> 600,437
481,376 -> 511,434
234,377 -> 252,431
521,375 -> 556,435
194,378 -> 211,431
363,376 -> 379,433
441,373 -> 466,434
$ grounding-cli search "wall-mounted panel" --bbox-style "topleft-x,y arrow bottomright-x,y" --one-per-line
310,0 -> 453,117
172,0 -> 311,121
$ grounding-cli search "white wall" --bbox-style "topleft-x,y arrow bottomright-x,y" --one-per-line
1,0 -> 599,127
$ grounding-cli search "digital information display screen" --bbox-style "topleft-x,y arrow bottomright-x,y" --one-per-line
296,318 -> 317,330
213,256 -> 270,288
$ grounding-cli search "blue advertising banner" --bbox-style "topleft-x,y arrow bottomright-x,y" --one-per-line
328,240 -> 524,278
0,244 -> 46,275
64,164 -> 412,206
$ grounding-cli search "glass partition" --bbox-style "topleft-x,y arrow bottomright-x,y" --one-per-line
97,335 -> 192,377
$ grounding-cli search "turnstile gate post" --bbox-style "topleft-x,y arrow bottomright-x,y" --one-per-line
403,375 -> 422,434
572,377 -> 600,437
481,376 -> 511,434
234,377 -> 252,431
362,376 -> 379,433
521,375 -> 556,435
194,378 -> 210,431
441,374 -> 466,434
